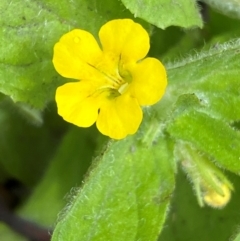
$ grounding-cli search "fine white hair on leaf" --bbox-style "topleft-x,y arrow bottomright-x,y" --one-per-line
165,38 -> 240,70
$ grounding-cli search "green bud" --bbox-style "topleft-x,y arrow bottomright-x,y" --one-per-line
175,142 -> 233,208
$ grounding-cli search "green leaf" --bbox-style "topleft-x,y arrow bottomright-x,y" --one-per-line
19,126 -> 98,226
233,233 -> 240,241
152,39 -> 240,175
51,134 -> 175,241
167,110 -> 240,174
0,98 -> 57,186
203,0 -> 240,19
0,226 -> 25,241
121,0 -> 203,29
162,39 -> 240,122
159,171 -> 240,241
0,0 -> 139,109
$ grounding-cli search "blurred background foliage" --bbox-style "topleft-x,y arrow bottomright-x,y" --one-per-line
0,0 -> 240,241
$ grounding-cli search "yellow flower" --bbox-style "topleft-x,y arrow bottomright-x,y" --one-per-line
53,19 -> 167,139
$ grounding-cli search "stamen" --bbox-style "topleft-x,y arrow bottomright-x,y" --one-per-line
118,82 -> 128,94
87,60 -> 127,93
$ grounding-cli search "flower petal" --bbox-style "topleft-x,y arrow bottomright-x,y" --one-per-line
99,19 -> 149,63
127,57 -> 167,106
96,94 -> 143,139
53,29 -> 103,80
56,81 -> 107,127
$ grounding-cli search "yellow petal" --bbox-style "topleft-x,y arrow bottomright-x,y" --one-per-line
127,57 -> 167,106
53,29 -> 103,80
56,81 -> 107,127
203,184 -> 231,208
96,94 -> 143,139
99,19 -> 149,63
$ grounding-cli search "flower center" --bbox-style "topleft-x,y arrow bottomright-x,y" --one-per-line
93,53 -> 132,97
118,82 -> 128,94
103,72 -> 129,98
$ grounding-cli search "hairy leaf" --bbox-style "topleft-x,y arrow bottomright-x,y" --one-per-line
168,110 -> 240,173
19,127 -> 97,226
0,0 -> 136,108
121,0 -> 203,29
51,133 -> 175,241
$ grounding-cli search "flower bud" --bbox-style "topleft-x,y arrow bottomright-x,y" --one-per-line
175,142 -> 233,208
